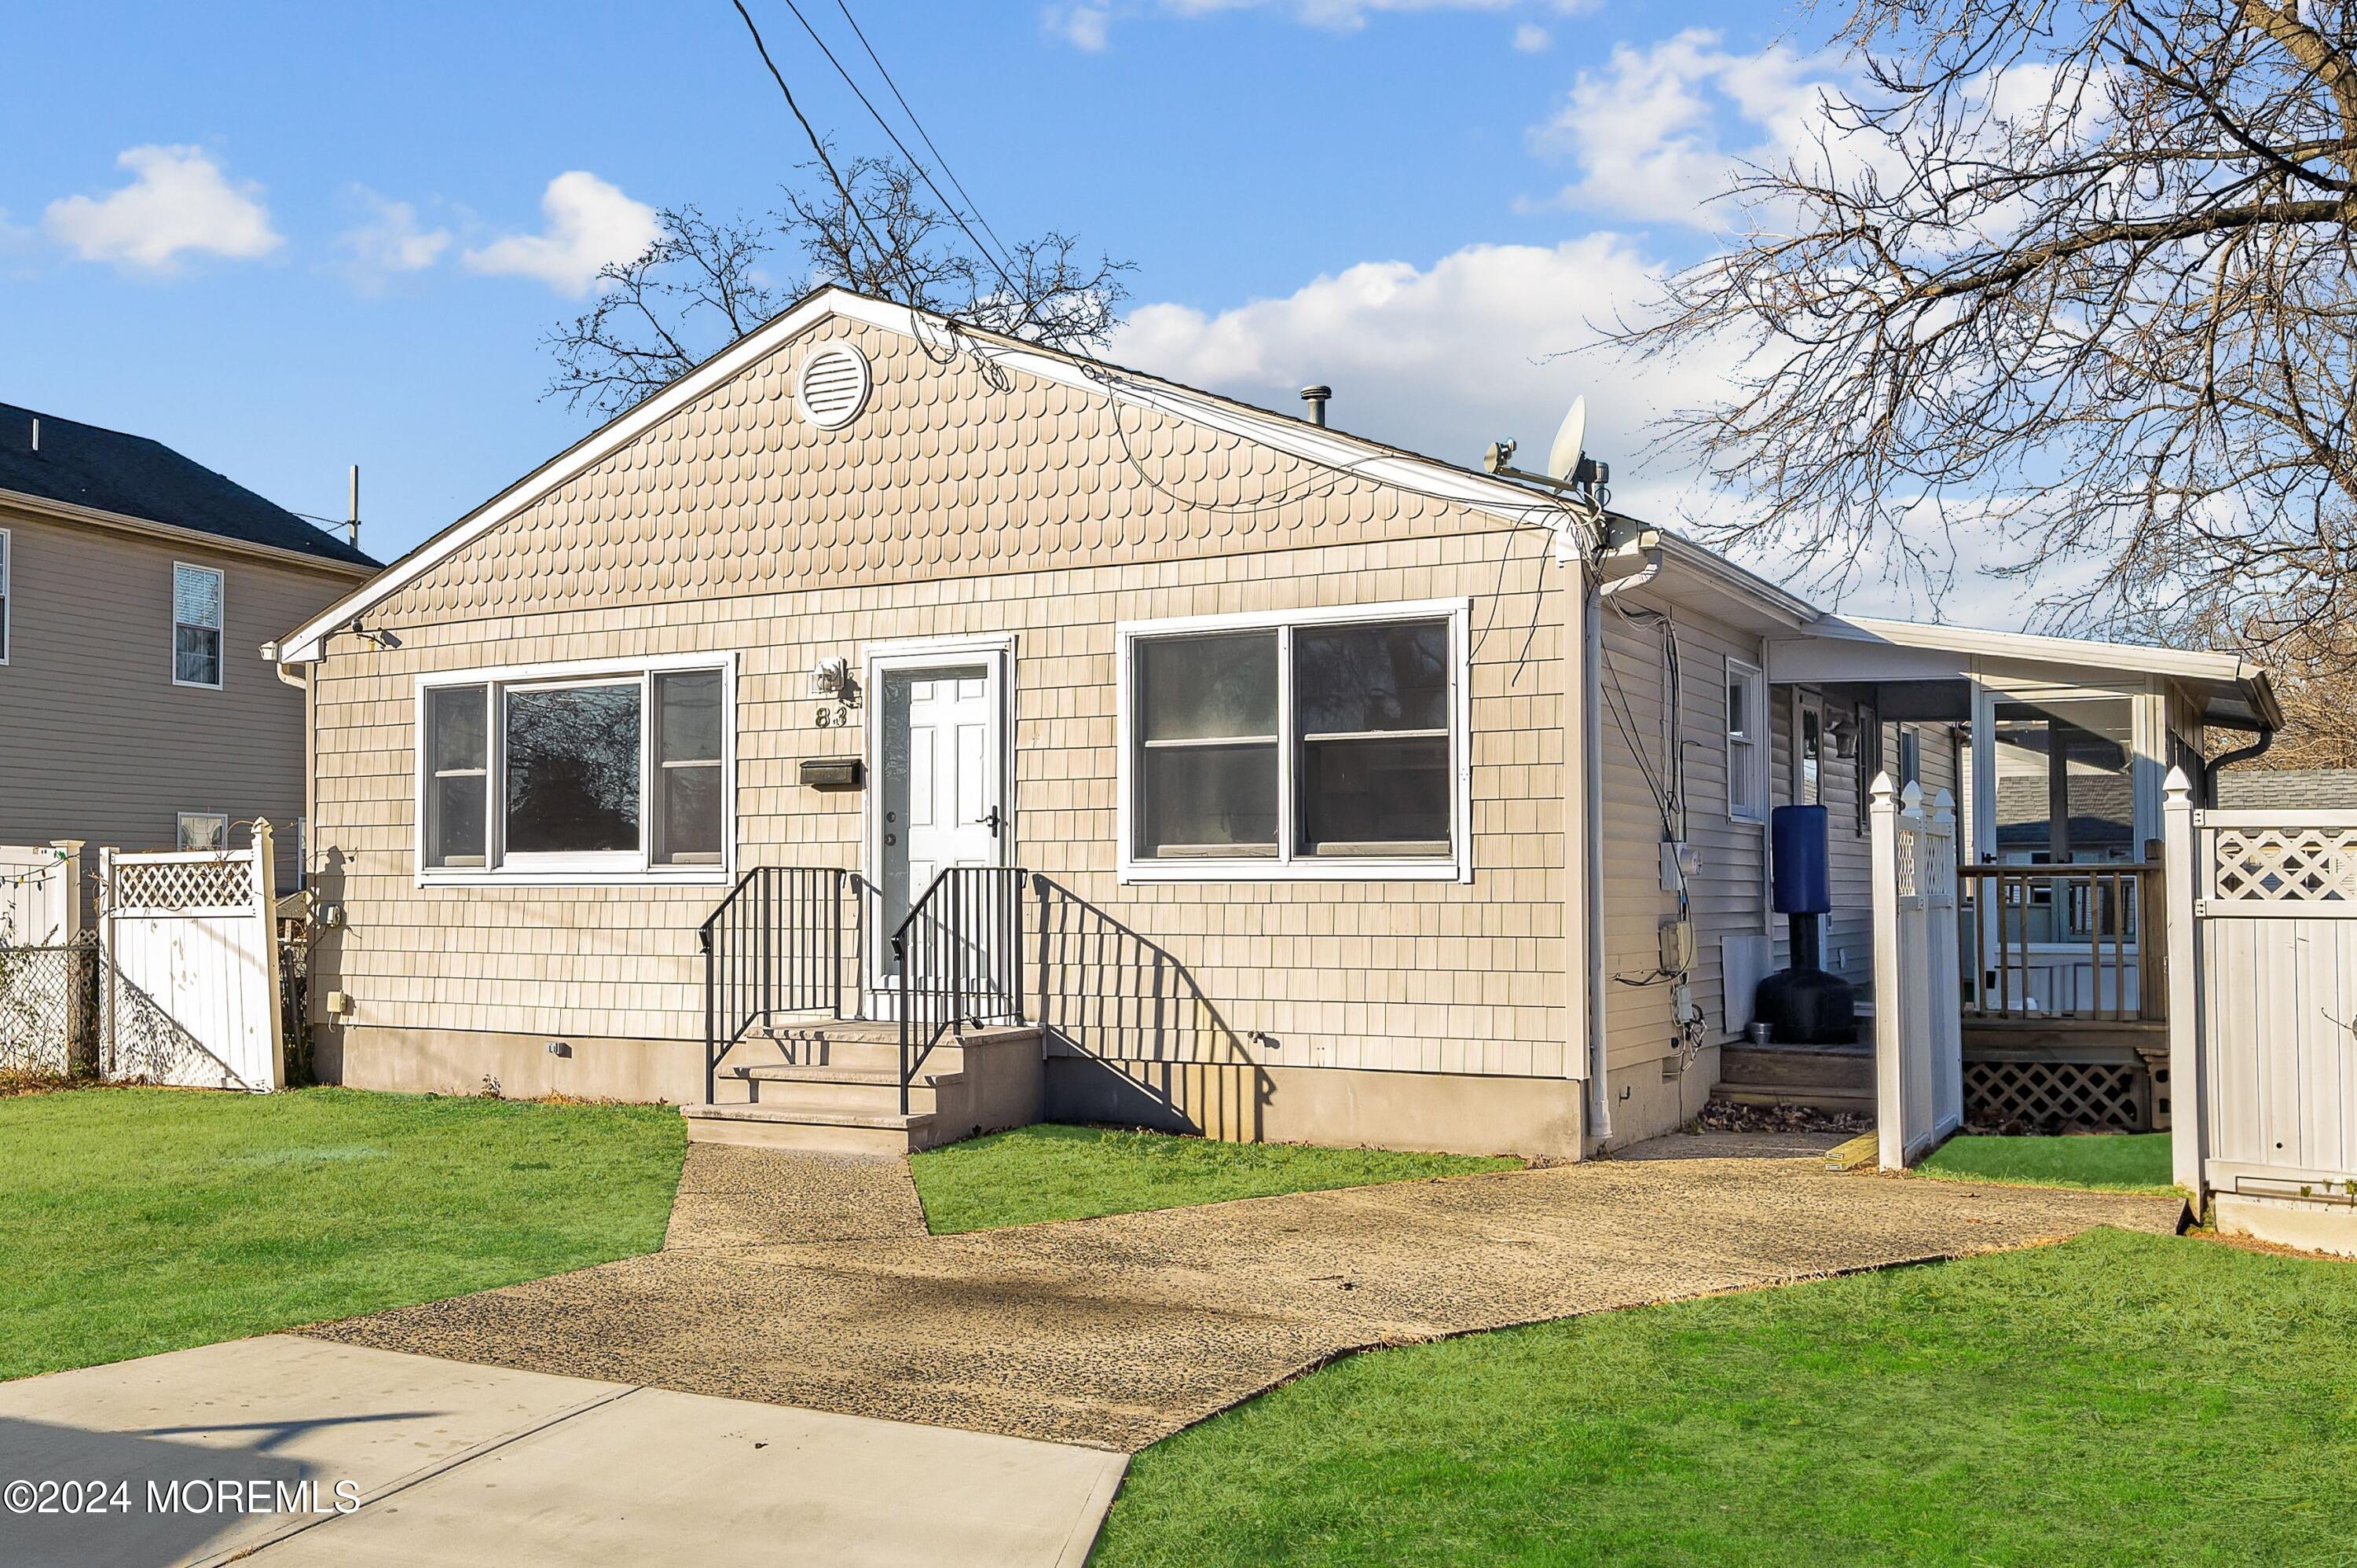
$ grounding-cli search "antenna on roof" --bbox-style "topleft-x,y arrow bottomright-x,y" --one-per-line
346,466 -> 361,549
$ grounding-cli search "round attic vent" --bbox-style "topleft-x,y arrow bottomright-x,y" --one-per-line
795,343 -> 872,430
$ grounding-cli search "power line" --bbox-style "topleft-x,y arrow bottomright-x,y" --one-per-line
727,0 -> 907,300
774,0 -> 1026,302
830,0 -> 1014,267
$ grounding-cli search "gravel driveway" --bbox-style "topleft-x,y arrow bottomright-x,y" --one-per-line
309,1138 -> 2179,1452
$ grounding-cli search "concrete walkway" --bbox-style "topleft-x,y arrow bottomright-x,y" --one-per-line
311,1138 -> 2181,1452
0,1335 -> 1124,1568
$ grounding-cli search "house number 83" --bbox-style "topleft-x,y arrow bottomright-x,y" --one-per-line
812,704 -> 852,728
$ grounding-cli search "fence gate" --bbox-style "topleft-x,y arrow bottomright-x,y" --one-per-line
1869,777 -> 1966,1169
101,821 -> 284,1091
2,843 -> 91,1073
2182,792 -> 2357,1204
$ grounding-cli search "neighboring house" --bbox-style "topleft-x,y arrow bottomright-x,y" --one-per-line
270,288 -> 2275,1158
0,402 -> 379,896
2215,767 -> 2357,809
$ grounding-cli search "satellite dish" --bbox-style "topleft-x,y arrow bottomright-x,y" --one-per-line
1546,396 -> 1587,485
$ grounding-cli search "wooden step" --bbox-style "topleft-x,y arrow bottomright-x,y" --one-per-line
1719,1045 -> 1873,1093
680,1102 -> 939,1158
1709,1082 -> 1877,1114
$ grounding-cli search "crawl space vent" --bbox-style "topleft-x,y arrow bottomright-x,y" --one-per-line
795,343 -> 872,430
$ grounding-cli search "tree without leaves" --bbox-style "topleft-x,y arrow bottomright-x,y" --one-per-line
1614,0 -> 2357,658
544,154 -> 1132,419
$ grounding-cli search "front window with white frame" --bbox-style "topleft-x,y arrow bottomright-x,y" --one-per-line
416,656 -> 732,883
1118,600 -> 1471,881
1726,658 -> 1767,822
173,563 -> 224,687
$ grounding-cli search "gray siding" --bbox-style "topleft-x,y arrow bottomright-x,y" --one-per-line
0,505 -> 361,888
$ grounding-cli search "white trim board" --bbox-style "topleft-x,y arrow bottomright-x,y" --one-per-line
275,288 -> 1811,663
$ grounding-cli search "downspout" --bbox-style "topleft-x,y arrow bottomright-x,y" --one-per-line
2205,725 -> 2275,806
264,644 -> 313,890
1582,577 -> 1611,1142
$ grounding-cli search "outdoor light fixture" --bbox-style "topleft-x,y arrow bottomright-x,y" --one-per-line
812,655 -> 850,697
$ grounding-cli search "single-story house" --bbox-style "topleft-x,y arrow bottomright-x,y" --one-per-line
268,288 -> 2276,1158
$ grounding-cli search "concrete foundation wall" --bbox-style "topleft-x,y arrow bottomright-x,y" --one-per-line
1043,1052 -> 1585,1160
322,1024 -> 702,1105
2216,1192 -> 2357,1258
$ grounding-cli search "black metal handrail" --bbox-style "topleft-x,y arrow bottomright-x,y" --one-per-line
699,867 -> 868,1101
890,865 -> 1026,1115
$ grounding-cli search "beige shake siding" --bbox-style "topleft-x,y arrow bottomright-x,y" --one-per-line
307,317 -> 1585,1133
0,503 -> 354,888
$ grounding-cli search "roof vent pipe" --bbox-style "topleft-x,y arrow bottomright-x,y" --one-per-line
1299,385 -> 1331,427
29,418 -> 38,454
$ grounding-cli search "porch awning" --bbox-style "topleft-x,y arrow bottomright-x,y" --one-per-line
1765,614 -> 2281,731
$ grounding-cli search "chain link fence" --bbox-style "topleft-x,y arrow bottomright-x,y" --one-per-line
0,934 -> 101,1075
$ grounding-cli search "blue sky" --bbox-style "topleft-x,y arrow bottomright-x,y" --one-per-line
3,2 -> 1959,612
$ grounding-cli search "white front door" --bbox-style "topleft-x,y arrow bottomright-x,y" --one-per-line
876,660 -> 1006,973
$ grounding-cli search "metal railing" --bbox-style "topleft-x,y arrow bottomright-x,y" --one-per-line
1958,861 -> 2165,1023
892,866 -> 1027,1115
699,866 -> 869,1101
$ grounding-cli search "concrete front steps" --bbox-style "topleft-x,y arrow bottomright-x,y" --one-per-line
1709,1042 -> 1875,1116
680,1020 -> 1045,1157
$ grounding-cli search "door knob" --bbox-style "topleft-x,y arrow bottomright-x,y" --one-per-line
981,807 -> 1004,837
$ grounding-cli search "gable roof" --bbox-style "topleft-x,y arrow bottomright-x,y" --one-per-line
275,286 -> 1813,661
0,401 -> 378,573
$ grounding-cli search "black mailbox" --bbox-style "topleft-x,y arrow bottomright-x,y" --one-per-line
800,757 -> 863,790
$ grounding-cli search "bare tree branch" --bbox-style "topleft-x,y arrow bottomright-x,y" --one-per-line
544,154 -> 1133,419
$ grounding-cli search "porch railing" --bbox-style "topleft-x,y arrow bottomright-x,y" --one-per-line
1957,860 -> 2165,1023
892,866 -> 1027,1115
698,866 -> 870,1101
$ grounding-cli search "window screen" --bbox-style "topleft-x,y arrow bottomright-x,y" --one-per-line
1294,620 -> 1450,854
654,670 -> 724,864
425,684 -> 489,866
1133,632 -> 1279,857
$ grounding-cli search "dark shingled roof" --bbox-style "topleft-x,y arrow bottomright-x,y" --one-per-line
0,401 -> 378,570
2216,768 -> 2357,809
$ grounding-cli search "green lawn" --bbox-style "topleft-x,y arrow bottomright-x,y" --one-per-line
1095,1227 -> 2357,1566
1914,1133 -> 2177,1196
909,1123 -> 1521,1234
0,1086 -> 684,1382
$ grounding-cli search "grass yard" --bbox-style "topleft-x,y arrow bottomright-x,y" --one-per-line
1095,1226 -> 2357,1566
909,1123 -> 1521,1234
1914,1133 -> 2177,1196
0,1086 -> 684,1382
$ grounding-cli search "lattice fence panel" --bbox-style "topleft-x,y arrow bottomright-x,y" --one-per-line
1965,1057 -> 2149,1133
2211,828 -> 2357,904
112,857 -> 254,914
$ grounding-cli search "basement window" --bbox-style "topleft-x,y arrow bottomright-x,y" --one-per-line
1117,599 -> 1471,883
416,655 -> 735,885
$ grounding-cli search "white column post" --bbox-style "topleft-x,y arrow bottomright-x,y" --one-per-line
94,844 -> 115,1077
251,818 -> 286,1091
2162,768 -> 2203,1201
1870,771 -> 1905,1170
1928,791 -> 1963,1139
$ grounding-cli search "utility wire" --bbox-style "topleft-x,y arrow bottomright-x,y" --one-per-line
830,0 -> 1014,268
728,0 -> 907,300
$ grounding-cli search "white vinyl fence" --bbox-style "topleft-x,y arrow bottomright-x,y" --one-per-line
1,841 -> 81,947
2172,775 -> 2357,1207
101,820 -> 284,1091
1869,777 -> 1965,1170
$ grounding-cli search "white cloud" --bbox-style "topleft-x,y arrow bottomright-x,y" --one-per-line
336,189 -> 451,291
462,171 -> 660,296
1045,4 -> 1112,48
1534,30 -> 1848,231
1512,22 -> 1551,52
1050,0 -> 1592,47
1115,236 -> 1743,492
44,145 -> 281,272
